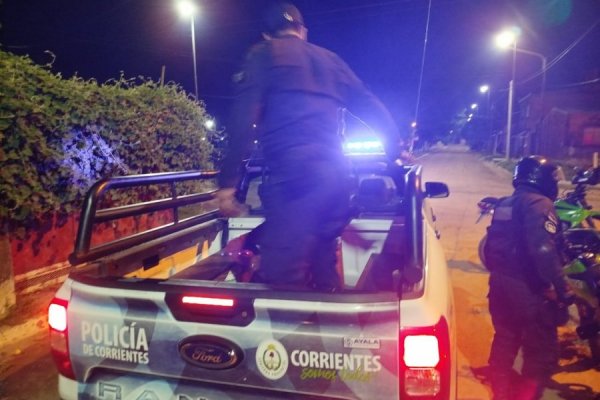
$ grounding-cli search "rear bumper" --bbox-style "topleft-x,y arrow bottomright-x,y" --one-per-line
58,374 -> 77,400
62,371 -> 394,400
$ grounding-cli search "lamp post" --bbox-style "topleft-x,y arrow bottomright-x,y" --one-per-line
409,121 -> 417,153
514,48 -> 547,148
495,28 -> 547,160
479,85 -> 491,115
495,29 -> 518,160
176,0 -> 199,100
479,84 -> 494,153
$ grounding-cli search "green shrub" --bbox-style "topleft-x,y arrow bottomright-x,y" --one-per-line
0,50 -> 216,230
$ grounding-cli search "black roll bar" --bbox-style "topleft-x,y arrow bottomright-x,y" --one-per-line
70,170 -> 220,265
404,165 -> 424,275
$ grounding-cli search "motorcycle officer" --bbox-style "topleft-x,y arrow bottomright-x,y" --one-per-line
216,2 -> 399,290
483,155 -> 574,399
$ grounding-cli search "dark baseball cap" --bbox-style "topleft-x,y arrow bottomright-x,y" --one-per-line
263,2 -> 305,34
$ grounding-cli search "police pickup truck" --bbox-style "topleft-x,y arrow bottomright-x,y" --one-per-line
48,141 -> 456,400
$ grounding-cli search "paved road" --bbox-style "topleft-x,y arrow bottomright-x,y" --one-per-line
420,148 -> 600,400
0,285 -> 60,399
1,149 -> 599,399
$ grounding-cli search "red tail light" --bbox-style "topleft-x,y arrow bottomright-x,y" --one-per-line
400,317 -> 451,399
165,293 -> 254,326
404,335 -> 440,367
48,298 -> 75,379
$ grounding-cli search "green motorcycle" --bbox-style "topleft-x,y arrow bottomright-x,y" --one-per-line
555,166 -> 600,230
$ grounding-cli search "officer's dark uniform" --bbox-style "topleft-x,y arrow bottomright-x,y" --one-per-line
484,160 -> 570,399
218,4 -> 398,289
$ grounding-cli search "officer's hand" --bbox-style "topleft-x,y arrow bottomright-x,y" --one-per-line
216,188 -> 247,217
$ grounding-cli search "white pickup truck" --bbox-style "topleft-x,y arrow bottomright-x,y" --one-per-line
48,148 -> 456,400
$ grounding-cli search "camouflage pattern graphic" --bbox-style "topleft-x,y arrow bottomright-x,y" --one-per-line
68,279 -> 400,399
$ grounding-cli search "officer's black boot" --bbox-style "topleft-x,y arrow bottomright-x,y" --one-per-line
490,371 -> 512,400
513,377 -> 543,400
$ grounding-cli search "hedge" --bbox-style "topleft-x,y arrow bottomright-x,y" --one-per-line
0,50 -> 218,231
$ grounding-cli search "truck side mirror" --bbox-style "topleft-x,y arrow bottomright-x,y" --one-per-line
425,182 -> 449,198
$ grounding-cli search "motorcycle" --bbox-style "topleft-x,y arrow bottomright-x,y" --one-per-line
555,166 -> 600,229
477,166 -> 600,362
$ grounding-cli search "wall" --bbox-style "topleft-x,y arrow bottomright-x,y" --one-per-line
9,210 -> 174,294
0,233 -> 16,319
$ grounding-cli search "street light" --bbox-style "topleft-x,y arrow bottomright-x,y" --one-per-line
409,121 -> 417,152
495,30 -> 518,50
495,28 -> 547,160
495,29 -> 518,160
176,0 -> 199,100
479,84 -> 494,153
513,47 -> 547,135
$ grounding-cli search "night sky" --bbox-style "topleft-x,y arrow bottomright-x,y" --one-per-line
1,0 -> 599,140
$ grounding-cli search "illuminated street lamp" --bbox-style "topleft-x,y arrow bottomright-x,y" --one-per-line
479,84 -> 494,153
176,0 -> 199,99
495,28 -> 518,160
495,30 -> 518,50
409,121 -> 417,152
470,103 -> 478,110
495,28 -> 547,160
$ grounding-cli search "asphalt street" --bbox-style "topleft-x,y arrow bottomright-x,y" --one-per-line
420,147 -> 600,400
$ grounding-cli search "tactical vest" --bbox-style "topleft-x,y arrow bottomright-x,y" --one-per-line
483,196 -> 525,277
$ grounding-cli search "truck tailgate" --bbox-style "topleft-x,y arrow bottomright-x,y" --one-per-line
68,280 -> 401,400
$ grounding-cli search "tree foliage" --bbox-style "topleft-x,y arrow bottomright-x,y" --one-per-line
0,50 -> 216,229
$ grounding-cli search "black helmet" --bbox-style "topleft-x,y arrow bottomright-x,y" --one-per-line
263,2 -> 305,35
513,155 -> 563,200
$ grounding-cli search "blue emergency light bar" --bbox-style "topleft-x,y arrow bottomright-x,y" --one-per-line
343,138 -> 386,156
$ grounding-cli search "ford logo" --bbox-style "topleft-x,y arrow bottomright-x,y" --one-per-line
179,335 -> 243,370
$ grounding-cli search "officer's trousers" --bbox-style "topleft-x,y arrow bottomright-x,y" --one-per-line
488,273 -> 560,399
254,161 -> 350,289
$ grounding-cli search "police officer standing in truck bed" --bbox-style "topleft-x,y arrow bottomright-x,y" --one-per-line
216,2 -> 399,290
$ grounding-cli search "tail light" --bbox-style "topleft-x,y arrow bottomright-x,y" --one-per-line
400,317 -> 451,399
48,297 -> 75,379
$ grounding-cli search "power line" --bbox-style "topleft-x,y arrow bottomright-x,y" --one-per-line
518,17 -> 600,86
413,0 -> 432,123
551,77 -> 600,89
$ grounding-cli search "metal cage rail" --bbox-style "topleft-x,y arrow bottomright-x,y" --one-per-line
70,170 -> 219,265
